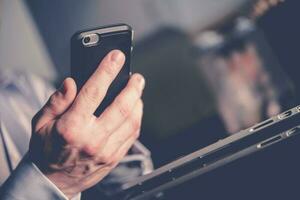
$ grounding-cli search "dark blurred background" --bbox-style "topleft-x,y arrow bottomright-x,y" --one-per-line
0,0 -> 299,173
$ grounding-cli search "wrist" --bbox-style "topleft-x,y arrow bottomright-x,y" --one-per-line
45,172 -> 80,199
28,153 -> 79,199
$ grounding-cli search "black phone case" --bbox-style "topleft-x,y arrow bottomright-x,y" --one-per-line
71,24 -> 132,116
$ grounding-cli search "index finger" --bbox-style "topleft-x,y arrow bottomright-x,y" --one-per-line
70,50 -> 125,116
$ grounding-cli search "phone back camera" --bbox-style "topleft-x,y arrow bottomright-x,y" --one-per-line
82,34 -> 99,47
83,37 -> 91,44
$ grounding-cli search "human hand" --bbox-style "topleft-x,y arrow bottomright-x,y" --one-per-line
29,50 -> 145,198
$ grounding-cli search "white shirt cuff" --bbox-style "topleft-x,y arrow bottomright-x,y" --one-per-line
0,154 -> 81,200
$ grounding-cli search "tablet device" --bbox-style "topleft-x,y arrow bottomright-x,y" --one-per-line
117,105 -> 300,200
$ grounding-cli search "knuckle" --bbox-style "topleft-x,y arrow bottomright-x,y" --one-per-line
116,98 -> 131,118
55,120 -> 76,143
81,86 -> 104,104
103,62 -> 116,78
55,119 -> 67,134
98,154 -> 113,165
83,144 -> 98,156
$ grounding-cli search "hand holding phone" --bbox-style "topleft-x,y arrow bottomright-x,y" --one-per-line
30,34 -> 145,199
71,24 -> 133,116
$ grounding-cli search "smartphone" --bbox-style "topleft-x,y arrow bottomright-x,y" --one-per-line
71,24 -> 133,116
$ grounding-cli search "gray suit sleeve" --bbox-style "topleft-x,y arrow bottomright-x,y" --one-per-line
0,154 -> 81,200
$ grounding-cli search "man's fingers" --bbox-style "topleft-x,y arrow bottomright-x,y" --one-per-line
94,99 -> 143,159
96,73 -> 145,135
32,77 -> 77,131
70,50 -> 125,116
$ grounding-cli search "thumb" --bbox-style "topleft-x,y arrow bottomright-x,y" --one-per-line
32,77 -> 77,131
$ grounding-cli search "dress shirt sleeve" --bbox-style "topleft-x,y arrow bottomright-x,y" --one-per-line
0,154 -> 81,200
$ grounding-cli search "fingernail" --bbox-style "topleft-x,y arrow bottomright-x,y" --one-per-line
110,50 -> 125,64
137,75 -> 145,90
